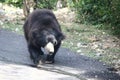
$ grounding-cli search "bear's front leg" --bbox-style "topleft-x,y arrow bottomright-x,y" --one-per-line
46,42 -> 61,64
28,45 -> 44,65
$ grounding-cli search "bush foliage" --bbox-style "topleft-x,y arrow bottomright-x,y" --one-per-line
74,0 -> 120,26
0,0 -> 57,9
0,0 -> 22,7
36,0 -> 57,9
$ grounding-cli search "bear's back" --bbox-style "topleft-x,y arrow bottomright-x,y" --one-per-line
28,9 -> 59,29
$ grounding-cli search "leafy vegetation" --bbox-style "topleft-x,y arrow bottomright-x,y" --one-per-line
0,0 -> 58,9
36,0 -> 57,9
0,0 -> 22,7
74,0 -> 120,24
74,0 -> 120,36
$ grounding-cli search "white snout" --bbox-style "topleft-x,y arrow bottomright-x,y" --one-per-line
44,42 -> 54,53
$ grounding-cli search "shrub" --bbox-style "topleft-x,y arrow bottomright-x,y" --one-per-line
37,0 -> 57,9
5,0 -> 23,7
74,0 -> 120,26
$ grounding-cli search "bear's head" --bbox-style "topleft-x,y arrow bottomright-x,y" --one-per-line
29,28 -> 65,52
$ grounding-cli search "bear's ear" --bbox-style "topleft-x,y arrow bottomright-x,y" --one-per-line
58,32 -> 65,41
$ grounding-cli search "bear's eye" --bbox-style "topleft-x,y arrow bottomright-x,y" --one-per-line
53,40 -> 57,45
46,35 -> 57,45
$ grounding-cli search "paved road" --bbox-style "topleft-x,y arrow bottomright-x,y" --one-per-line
0,29 -> 120,80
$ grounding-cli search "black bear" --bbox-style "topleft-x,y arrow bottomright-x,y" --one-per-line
23,9 -> 65,65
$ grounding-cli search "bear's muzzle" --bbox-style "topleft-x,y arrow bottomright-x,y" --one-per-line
44,42 -> 54,53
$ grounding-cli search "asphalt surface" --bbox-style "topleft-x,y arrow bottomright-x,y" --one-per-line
0,29 -> 120,80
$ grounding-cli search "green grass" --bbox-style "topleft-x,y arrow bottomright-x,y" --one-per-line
61,23 -> 102,50
94,24 -> 120,38
61,23 -> 120,67
1,22 -> 23,34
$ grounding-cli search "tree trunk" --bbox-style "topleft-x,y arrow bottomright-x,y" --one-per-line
23,0 -> 36,18
23,0 -> 30,18
33,0 -> 38,10
56,0 -> 62,9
